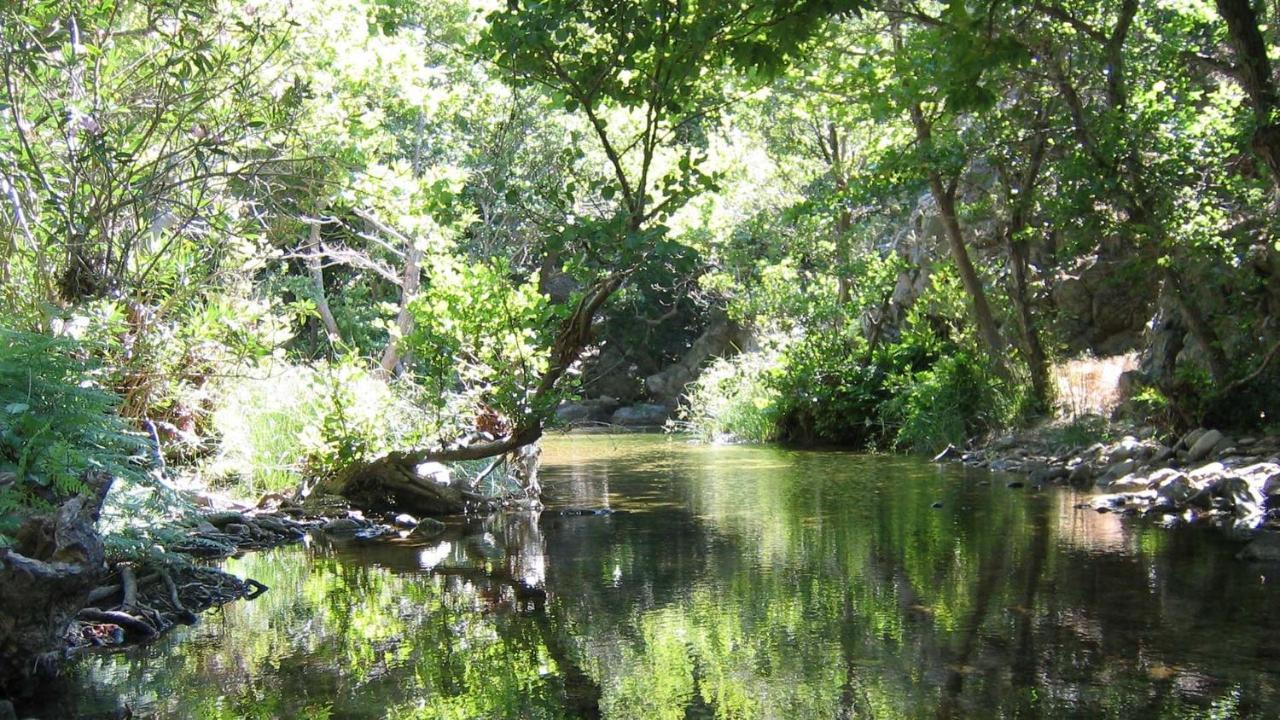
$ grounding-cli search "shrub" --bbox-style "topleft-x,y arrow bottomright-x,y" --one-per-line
679,352 -> 780,443
205,358 -> 444,498
0,329 -> 146,543
882,351 -> 1014,454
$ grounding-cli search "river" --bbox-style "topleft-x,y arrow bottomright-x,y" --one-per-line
61,434 -> 1280,718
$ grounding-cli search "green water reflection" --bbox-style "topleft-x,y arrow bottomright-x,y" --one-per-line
68,435 -> 1280,718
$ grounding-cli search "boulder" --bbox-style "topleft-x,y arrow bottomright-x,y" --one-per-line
1069,463 -> 1096,486
322,518 -> 364,534
1107,436 -> 1141,463
1147,468 -> 1186,486
1238,533 -> 1280,561
1216,477 -> 1264,515
1156,475 -> 1197,505
409,517 -> 446,538
555,403 -> 593,424
1106,474 -> 1150,493
1238,463 -> 1280,496
1099,459 -> 1137,484
1188,462 -> 1227,486
610,404 -> 669,427
393,513 -> 418,529
1187,429 -> 1224,462
1030,466 -> 1070,484
1180,428 -> 1207,451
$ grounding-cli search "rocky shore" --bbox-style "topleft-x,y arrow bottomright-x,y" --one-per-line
945,428 -> 1280,560
69,495 -> 454,654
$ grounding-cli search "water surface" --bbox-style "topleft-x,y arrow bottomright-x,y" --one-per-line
65,435 -> 1280,718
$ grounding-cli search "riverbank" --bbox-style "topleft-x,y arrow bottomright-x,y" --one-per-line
949,425 -> 1280,559
0,490 -> 459,715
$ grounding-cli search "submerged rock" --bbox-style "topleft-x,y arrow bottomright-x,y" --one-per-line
1238,533 -> 1280,561
409,517 -> 446,538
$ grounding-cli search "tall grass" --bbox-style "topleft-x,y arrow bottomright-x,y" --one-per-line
207,365 -> 319,497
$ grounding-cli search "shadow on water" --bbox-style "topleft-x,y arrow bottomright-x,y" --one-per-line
46,434 -> 1280,718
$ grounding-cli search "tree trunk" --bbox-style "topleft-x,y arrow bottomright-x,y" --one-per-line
1008,236 -> 1051,409
932,179 -> 1007,365
0,473 -> 112,697
305,223 -> 342,345
378,233 -> 421,377
1215,0 -> 1280,192
909,103 -> 1008,375
643,309 -> 744,408
331,272 -> 625,515
998,123 -> 1052,411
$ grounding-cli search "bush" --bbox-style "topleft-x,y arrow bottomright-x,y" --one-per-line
766,332 -> 892,446
680,352 -> 780,443
205,358 -> 444,498
0,329 -> 146,542
882,351 -> 1015,454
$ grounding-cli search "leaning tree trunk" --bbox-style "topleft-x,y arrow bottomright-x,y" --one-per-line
322,274 -> 625,515
0,472 -> 112,698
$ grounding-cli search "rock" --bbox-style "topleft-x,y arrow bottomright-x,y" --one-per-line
555,402 -> 593,424
409,517 -> 446,538
1150,444 -> 1174,463
1030,466 -> 1070,484
1237,463 -> 1280,496
353,526 -> 395,540
1156,475 -> 1197,505
415,462 -> 452,485
932,444 -> 961,462
252,514 -> 302,537
1108,436 -> 1141,463
1100,459 -> 1137,483
1069,463 -> 1096,486
610,404 -> 669,427
202,511 -> 246,529
1184,486 -> 1214,509
1216,477 -> 1264,514
393,513 -> 418,529
1188,462 -> 1227,486
931,502 -> 943,509
1147,468 -> 1186,486
1180,428 -> 1207,451
1006,481 -> 1025,489
1237,533 -> 1280,561
991,434 -> 1019,450
0,699 -> 13,720
1187,429 -> 1224,462
1106,474 -> 1150,493
322,518 -> 364,534
1239,437 -> 1258,447
224,523 -> 249,536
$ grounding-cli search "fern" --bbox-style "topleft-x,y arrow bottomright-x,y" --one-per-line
0,328 -> 149,542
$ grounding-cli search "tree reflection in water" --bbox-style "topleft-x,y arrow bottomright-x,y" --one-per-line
61,435 -> 1280,719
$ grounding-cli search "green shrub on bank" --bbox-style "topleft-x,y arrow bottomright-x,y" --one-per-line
681,331 -> 1019,453
680,352 -> 780,443
0,329 -> 146,543
883,351 -> 1015,454
206,358 -> 445,498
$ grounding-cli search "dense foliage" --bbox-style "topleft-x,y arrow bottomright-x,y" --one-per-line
1,0 -> 1279,526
